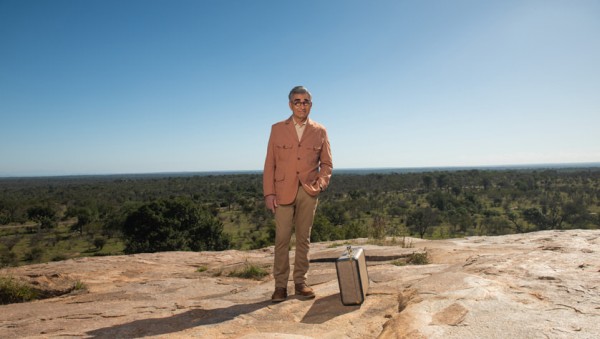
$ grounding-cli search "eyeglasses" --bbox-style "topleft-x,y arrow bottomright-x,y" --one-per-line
292,100 -> 312,107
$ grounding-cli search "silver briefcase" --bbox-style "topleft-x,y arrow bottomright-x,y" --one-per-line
335,245 -> 369,305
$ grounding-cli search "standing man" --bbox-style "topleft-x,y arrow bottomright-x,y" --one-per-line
263,86 -> 333,302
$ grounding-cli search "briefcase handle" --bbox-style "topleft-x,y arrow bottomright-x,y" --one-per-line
346,245 -> 354,258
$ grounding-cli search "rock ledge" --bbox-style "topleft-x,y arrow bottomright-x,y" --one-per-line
1,230 -> 599,338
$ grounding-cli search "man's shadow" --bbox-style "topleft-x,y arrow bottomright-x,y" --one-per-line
86,300 -> 271,338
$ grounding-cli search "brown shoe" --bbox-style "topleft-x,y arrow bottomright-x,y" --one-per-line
271,287 -> 287,303
294,283 -> 316,299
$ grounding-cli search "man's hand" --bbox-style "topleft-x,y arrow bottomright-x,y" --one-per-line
303,179 -> 324,196
265,195 -> 278,214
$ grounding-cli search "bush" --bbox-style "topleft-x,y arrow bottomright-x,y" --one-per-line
51,254 -> 68,262
407,251 -> 429,265
73,280 -> 86,291
228,262 -> 269,280
391,259 -> 407,266
0,276 -> 38,304
93,237 -> 106,250
0,276 -> 86,305
390,252 -> 428,266
24,247 -> 45,262
343,220 -> 368,240
369,215 -> 387,240
0,248 -> 18,267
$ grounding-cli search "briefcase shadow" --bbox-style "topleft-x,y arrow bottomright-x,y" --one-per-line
300,293 -> 361,324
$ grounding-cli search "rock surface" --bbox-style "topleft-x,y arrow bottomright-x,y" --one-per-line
1,230 -> 599,338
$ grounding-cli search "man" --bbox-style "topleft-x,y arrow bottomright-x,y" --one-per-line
263,85 -> 333,302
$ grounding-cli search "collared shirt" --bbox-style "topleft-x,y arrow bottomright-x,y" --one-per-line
293,118 -> 307,141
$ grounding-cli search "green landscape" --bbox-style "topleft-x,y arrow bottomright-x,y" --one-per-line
1,167 -> 599,268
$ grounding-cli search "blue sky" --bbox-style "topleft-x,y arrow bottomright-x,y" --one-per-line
1,0 -> 599,177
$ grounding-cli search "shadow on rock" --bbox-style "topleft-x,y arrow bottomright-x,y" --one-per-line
86,300 -> 272,338
301,293 -> 360,324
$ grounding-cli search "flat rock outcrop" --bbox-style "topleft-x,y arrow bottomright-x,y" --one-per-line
1,230 -> 599,338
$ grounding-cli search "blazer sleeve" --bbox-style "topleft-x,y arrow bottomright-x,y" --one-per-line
263,126 -> 276,197
317,128 -> 333,190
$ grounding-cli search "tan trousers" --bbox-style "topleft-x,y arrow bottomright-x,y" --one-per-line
273,187 -> 318,289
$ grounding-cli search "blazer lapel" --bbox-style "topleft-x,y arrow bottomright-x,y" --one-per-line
300,118 -> 315,143
284,116 -> 298,142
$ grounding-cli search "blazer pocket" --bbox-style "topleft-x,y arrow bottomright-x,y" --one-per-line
275,143 -> 293,161
306,145 -> 322,163
275,168 -> 285,182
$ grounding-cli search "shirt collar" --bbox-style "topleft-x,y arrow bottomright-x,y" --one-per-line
291,116 -> 308,127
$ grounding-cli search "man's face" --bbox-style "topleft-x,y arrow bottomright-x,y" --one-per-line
289,93 -> 312,122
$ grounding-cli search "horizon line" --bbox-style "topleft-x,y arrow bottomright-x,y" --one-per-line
1,161 -> 600,179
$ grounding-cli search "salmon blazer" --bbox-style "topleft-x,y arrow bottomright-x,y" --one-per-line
263,116 -> 333,205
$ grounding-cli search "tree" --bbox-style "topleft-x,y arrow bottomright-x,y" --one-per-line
370,214 -> 387,240
522,208 -> 550,231
482,177 -> 492,191
93,237 -> 106,251
122,197 -> 230,254
24,247 -> 45,262
482,215 -> 512,235
507,211 -> 524,233
540,194 -> 564,229
436,174 -> 449,191
311,214 -> 343,242
320,201 -> 349,226
407,207 -> 439,238
0,198 -> 20,225
26,206 -> 57,230
343,220 -> 368,239
422,175 -> 434,191
446,207 -> 473,234
0,247 -> 18,267
561,199 -> 590,229
71,208 -> 96,235
427,191 -> 457,212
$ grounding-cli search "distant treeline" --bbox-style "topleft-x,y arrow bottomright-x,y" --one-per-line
1,167 -> 599,266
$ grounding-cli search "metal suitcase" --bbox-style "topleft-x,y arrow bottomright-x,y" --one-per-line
335,246 -> 369,305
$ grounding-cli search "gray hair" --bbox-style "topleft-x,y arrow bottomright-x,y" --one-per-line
288,86 -> 312,101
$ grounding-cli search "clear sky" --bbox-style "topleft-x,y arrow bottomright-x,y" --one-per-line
1,0 -> 599,177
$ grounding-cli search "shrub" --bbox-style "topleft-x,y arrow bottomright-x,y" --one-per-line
51,254 -> 68,262
93,237 -> 106,250
311,214 -> 344,242
0,248 -> 18,267
369,215 -> 387,240
228,262 -> 269,280
73,280 -> 86,291
24,247 -> 45,262
391,259 -> 407,266
0,276 -> 38,304
407,251 -> 429,265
